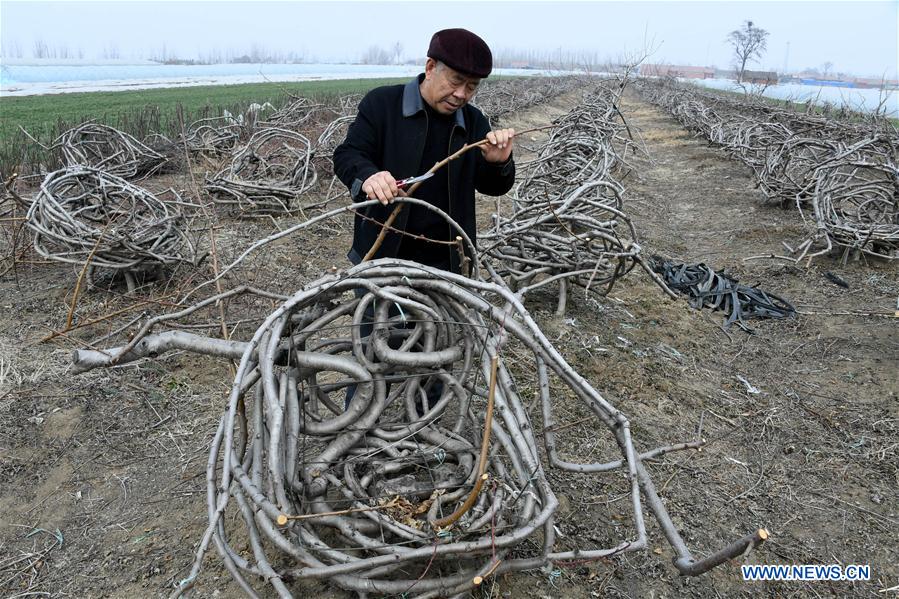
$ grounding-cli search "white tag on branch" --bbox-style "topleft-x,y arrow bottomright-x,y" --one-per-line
736,375 -> 761,395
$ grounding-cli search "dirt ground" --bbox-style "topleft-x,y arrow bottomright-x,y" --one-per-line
1,87 -> 896,599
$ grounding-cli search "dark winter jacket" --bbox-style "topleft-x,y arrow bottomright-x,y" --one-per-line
333,74 -> 515,273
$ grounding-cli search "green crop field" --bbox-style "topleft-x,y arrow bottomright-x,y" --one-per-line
0,78 -> 409,140
0,78 -> 409,177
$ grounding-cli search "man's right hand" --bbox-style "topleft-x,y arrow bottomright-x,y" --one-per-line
362,171 -> 406,205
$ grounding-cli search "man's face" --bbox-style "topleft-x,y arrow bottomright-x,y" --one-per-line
421,59 -> 481,115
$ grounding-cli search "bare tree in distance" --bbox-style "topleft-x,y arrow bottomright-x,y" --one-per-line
32,39 -> 49,59
102,44 -> 121,60
1,39 -> 18,58
727,20 -> 769,83
822,61 -> 834,79
613,27 -> 660,82
392,41 -> 403,65
360,45 -> 391,65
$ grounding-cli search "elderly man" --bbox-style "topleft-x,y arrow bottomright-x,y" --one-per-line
334,28 -> 515,274
334,29 -> 514,413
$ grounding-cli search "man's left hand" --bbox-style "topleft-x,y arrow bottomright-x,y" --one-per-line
481,128 -> 515,163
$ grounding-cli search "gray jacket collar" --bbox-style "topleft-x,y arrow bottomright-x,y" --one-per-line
402,74 -> 466,130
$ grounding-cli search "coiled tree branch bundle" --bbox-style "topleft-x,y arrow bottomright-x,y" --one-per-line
263,96 -> 333,130
798,159 -> 899,261
312,115 -> 355,177
483,179 -> 649,301
73,259 -> 766,597
638,80 -> 898,205
25,166 -> 196,273
179,116 -> 242,156
205,127 -> 317,215
53,122 -> 171,180
474,76 -> 584,126
483,84 -> 671,312
638,79 -> 899,263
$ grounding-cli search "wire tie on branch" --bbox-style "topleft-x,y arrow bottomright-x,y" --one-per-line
548,567 -> 563,588
394,301 -> 407,323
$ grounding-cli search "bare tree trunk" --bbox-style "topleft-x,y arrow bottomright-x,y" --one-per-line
738,56 -> 748,83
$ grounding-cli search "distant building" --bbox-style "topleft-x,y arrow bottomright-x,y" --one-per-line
741,70 -> 778,85
640,64 -> 715,79
715,68 -> 737,79
854,77 -> 899,90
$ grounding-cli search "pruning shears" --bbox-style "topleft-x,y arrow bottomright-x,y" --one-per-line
395,172 -> 434,189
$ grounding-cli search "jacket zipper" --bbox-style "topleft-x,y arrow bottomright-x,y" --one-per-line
447,124 -> 457,270
397,110 -> 430,257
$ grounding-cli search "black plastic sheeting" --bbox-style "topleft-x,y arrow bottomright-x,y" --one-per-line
650,256 -> 797,331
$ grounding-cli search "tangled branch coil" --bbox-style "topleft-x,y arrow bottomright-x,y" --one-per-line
206,127 -> 317,215
482,83 -> 671,310
312,115 -> 356,179
25,166 -> 196,271
54,122 -> 170,180
73,256 -> 767,597
474,76 -> 583,125
803,159 -> 899,260
638,78 -> 899,262
638,80 -> 896,205
180,116 -> 242,155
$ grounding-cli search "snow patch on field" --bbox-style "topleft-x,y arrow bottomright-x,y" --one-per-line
1,62 -> 566,96
692,77 -> 898,116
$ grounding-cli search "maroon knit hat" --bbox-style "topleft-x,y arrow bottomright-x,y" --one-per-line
427,28 -> 492,78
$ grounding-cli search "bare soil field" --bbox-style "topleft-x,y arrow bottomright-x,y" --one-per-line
1,88 -> 896,599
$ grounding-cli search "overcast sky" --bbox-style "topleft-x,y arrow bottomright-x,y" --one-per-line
1,0 -> 896,77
